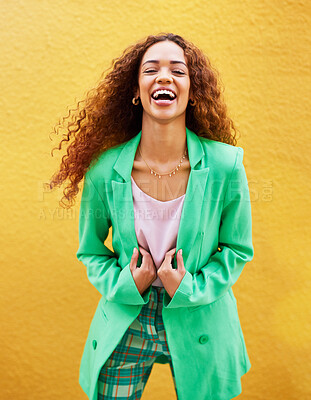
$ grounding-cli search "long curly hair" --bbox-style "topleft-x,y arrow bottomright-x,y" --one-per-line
48,32 -> 239,208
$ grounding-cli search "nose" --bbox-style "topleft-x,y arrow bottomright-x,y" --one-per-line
155,71 -> 173,84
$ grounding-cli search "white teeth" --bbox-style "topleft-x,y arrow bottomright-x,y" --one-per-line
152,89 -> 176,99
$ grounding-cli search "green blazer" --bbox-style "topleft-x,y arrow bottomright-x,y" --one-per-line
76,127 -> 254,400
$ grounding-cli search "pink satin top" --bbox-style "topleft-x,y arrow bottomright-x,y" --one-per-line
131,175 -> 185,287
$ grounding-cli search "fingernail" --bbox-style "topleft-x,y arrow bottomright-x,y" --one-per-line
133,248 -> 137,254
179,249 -> 182,255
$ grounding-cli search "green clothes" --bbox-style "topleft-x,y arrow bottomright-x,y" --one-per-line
77,127 -> 254,400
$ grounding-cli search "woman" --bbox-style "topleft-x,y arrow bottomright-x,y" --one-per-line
49,33 -> 254,400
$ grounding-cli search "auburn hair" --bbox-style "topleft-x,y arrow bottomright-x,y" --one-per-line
48,32 -> 239,208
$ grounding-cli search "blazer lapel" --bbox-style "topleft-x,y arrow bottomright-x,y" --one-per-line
112,127 -> 210,268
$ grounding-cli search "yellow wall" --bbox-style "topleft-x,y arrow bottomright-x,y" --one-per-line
1,0 -> 310,399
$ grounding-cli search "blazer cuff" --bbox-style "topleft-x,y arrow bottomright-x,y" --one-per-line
162,270 -> 193,309
111,263 -> 152,305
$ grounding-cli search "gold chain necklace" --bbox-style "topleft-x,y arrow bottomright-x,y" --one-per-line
137,144 -> 188,178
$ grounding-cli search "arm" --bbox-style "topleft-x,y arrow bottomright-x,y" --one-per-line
76,172 -> 151,305
163,147 -> 254,308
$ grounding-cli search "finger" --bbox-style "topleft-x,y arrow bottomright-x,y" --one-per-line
139,246 -> 149,255
177,249 -> 185,271
165,248 -> 176,258
139,247 -> 152,265
130,247 -> 139,271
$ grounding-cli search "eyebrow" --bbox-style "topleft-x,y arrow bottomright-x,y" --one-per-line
142,60 -> 188,67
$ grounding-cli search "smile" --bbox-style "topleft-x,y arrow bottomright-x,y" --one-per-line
151,97 -> 177,106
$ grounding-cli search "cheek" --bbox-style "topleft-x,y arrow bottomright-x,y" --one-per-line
178,81 -> 191,97
139,84 -> 151,100
185,82 -> 191,94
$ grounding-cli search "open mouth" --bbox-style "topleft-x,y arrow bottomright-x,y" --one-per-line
152,97 -> 176,106
151,89 -> 177,106
151,94 -> 177,106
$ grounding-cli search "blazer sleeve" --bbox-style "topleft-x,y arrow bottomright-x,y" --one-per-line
76,172 -> 151,305
163,147 -> 254,308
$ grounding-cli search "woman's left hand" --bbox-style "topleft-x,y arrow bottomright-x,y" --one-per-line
157,248 -> 186,298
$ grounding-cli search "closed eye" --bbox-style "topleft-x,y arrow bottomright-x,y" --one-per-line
144,69 -> 185,75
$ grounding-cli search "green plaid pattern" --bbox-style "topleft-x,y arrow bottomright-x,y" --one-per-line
98,286 -> 178,399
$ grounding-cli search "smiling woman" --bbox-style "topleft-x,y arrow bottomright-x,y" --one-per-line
134,41 -> 192,125
141,58 -> 186,106
48,32 -> 254,400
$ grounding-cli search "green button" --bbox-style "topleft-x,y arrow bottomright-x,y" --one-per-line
92,340 -> 97,350
199,335 -> 209,344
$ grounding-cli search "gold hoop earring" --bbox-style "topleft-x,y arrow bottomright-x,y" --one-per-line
189,99 -> 196,106
132,97 -> 140,106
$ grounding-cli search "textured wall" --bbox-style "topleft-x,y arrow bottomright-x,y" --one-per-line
1,0 -> 310,399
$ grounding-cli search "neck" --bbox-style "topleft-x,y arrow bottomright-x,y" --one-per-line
138,118 -> 187,167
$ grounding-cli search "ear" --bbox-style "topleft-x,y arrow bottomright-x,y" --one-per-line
188,88 -> 194,102
134,87 -> 140,98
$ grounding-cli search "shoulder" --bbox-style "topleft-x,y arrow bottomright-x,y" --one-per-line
85,141 -> 126,183
199,136 -> 244,173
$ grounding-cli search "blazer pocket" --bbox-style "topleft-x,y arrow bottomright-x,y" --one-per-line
188,304 -> 206,313
187,291 -> 228,312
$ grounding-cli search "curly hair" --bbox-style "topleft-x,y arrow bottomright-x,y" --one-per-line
48,32 -> 239,208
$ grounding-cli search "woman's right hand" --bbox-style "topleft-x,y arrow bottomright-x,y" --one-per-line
130,246 -> 157,295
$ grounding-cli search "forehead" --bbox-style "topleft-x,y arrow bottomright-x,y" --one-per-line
140,41 -> 187,65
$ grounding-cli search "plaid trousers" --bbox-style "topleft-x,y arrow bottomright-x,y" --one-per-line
98,286 -> 178,399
